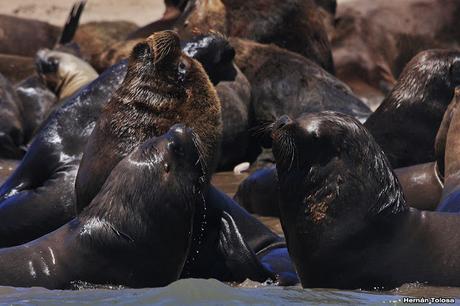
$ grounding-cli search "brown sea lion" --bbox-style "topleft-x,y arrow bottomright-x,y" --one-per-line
0,125 -> 203,289
273,111 -> 460,289
0,54 -> 36,84
332,0 -> 460,109
176,0 -> 335,73
36,49 -> 98,101
364,49 -> 460,169
75,30 -> 222,213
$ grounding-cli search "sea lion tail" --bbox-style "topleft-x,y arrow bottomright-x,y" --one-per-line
57,1 -> 87,45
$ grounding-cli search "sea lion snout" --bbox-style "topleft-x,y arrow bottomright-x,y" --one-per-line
273,115 -> 293,131
146,30 -> 182,64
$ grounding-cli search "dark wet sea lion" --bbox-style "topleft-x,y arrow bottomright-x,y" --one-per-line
364,49 -> 460,169
0,73 -> 25,159
394,162 -> 443,211
272,111 -> 460,289
176,0 -> 334,73
75,30 -> 222,213
231,38 -> 370,127
182,185 -> 298,285
0,125 -> 202,289
15,76 -> 57,144
234,166 -> 280,217
0,32 -> 240,247
36,49 -> 98,101
0,62 -> 126,247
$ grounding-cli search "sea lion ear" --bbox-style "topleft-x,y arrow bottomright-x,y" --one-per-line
130,42 -> 151,61
450,59 -> 460,85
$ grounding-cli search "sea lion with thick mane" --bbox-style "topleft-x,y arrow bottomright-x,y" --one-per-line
364,49 -> 460,169
0,125 -> 202,289
36,49 -> 98,101
273,111 -> 460,289
75,30 -> 222,213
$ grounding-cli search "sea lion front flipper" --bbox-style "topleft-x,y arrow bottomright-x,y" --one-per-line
218,211 -> 274,283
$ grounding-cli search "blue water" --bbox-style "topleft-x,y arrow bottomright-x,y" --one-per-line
0,278 -> 445,306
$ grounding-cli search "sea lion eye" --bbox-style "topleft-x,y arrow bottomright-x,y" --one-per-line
178,59 -> 190,75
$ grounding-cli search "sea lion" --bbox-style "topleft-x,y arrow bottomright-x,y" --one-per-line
231,38 -> 370,126
182,32 -> 250,170
75,30 -> 222,213
272,111 -> 460,289
332,0 -> 460,109
364,49 -> 460,169
14,76 -> 57,144
0,73 -> 26,159
36,49 -> 98,101
436,89 -> 460,211
0,15 -> 60,57
0,125 -> 202,289
0,54 -> 36,84
0,32 -> 241,247
176,0 -> 335,74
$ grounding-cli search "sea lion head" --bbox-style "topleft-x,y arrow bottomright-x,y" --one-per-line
120,30 -> 222,173
272,112 -> 407,250
388,49 -> 460,110
80,124 -> 207,242
182,32 -> 237,85
35,49 -> 98,100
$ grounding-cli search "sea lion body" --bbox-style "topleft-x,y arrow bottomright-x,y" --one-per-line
0,126 -> 202,289
364,49 -> 460,169
231,38 -> 371,126
0,15 -> 60,57
0,73 -> 26,159
0,54 -> 36,84
0,33 -> 242,247
14,76 -> 58,142
272,112 -> 460,289
75,31 -> 222,213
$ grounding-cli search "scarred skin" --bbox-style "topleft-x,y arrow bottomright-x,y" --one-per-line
0,126 -> 202,289
273,112 -> 460,289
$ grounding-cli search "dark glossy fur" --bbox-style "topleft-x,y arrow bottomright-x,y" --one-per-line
273,112 -> 460,289
0,126 -> 202,289
365,49 -> 460,168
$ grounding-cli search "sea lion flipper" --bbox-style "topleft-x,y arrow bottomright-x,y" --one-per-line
218,211 -> 275,283
57,1 -> 86,45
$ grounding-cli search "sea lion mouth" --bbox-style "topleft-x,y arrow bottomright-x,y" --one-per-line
146,30 -> 182,65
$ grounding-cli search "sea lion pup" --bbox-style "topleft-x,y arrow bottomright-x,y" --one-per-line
75,30 -> 222,213
272,111 -> 460,289
0,73 -> 26,159
35,49 -> 98,101
176,0 -> 334,74
364,49 -> 460,169
0,125 -> 202,289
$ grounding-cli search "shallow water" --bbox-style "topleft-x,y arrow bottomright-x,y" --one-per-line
0,278 -> 448,306
1,162 -> 460,304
